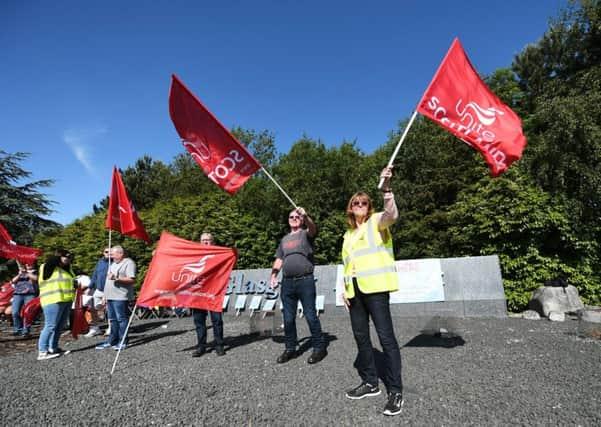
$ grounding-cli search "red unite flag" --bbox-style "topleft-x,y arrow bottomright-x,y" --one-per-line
168,74 -> 262,194
71,287 -> 89,339
0,222 -> 13,243
0,222 -> 42,264
417,38 -> 527,177
0,283 -> 14,306
137,231 -> 237,312
21,296 -> 41,328
105,166 -> 152,244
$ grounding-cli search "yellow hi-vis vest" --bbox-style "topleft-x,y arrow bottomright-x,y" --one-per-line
38,264 -> 75,307
342,214 -> 398,299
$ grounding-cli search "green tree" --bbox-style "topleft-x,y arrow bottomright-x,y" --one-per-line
447,174 -> 599,311
120,156 -> 173,211
0,151 -> 60,279
513,0 -> 601,105
513,0 -> 601,283
382,117 -> 484,259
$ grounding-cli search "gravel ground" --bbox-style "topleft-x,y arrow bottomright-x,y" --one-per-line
1,313 -> 600,426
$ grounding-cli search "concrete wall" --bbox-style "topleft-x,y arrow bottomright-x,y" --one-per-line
223,255 -> 507,318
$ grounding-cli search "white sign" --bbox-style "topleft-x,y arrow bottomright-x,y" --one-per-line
335,258 -> 445,305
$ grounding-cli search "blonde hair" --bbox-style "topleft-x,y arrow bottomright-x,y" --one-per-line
346,192 -> 374,230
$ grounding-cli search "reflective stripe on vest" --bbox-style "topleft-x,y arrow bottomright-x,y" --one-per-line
342,214 -> 398,298
39,265 -> 75,306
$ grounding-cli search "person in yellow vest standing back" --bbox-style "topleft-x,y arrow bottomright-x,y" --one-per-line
37,248 -> 77,361
341,167 -> 404,417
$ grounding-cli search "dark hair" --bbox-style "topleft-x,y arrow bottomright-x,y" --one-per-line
54,248 -> 73,259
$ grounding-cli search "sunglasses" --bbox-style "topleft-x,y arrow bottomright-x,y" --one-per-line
289,215 -> 301,219
104,251 -> 110,254
352,200 -> 369,207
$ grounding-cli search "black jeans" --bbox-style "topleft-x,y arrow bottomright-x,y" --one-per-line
192,309 -> 224,349
348,279 -> 402,393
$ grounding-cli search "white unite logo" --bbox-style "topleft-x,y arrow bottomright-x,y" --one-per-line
426,96 -> 508,169
171,255 -> 215,284
455,99 -> 504,128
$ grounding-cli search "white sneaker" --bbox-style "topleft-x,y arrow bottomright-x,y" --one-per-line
37,351 -> 60,361
49,348 -> 71,356
84,328 -> 101,338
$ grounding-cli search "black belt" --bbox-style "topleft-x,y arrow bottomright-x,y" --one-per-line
283,274 -> 313,280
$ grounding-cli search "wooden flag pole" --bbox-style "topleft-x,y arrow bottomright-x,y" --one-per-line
260,167 -> 298,209
377,110 -> 419,189
110,303 -> 138,376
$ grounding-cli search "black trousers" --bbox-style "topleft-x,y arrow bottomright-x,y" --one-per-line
348,279 -> 402,393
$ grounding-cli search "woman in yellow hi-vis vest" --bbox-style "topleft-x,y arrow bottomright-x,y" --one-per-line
37,249 -> 76,361
341,167 -> 404,417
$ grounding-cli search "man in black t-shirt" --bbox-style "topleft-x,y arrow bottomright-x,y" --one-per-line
270,207 -> 327,364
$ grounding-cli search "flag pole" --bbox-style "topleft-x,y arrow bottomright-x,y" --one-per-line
106,229 -> 113,356
110,303 -> 137,376
259,167 -> 298,209
377,110 -> 419,189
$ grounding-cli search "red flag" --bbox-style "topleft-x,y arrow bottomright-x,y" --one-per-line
20,296 -> 41,328
0,222 -> 14,243
417,38 -> 527,177
169,74 -> 261,194
105,166 -> 152,244
0,283 -> 14,307
0,242 -> 42,264
71,287 -> 89,339
137,231 -> 237,312
0,222 -> 42,263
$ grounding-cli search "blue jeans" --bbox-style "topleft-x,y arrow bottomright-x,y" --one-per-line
348,280 -> 402,393
12,294 -> 35,334
280,274 -> 325,352
107,300 -> 129,346
38,302 -> 71,352
192,309 -> 223,349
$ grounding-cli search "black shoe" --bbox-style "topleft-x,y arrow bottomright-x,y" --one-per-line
215,346 -> 226,356
307,349 -> 327,364
276,350 -> 295,364
345,382 -> 381,400
191,348 -> 206,358
383,392 -> 404,416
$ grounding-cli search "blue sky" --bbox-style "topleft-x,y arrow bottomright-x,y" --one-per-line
1,0 -> 566,226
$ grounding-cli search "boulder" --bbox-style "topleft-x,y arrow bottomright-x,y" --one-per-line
522,310 -> 541,320
528,285 -> 584,318
577,308 -> 601,339
548,311 -> 565,322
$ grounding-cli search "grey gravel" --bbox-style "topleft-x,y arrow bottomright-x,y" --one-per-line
1,314 -> 600,426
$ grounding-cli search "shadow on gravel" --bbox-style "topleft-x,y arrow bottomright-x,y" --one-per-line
401,316 -> 466,348
271,332 -> 338,356
225,331 -> 273,351
127,330 -> 189,348
175,330 -> 276,354
129,321 -> 170,334
403,333 -> 466,348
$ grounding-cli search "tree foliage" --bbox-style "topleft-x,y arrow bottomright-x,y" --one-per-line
0,151 -> 60,280
23,0 -> 601,311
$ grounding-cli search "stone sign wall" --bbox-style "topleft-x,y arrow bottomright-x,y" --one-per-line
222,255 -> 506,318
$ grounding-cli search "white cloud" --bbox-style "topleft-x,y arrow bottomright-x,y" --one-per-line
62,126 -> 107,177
